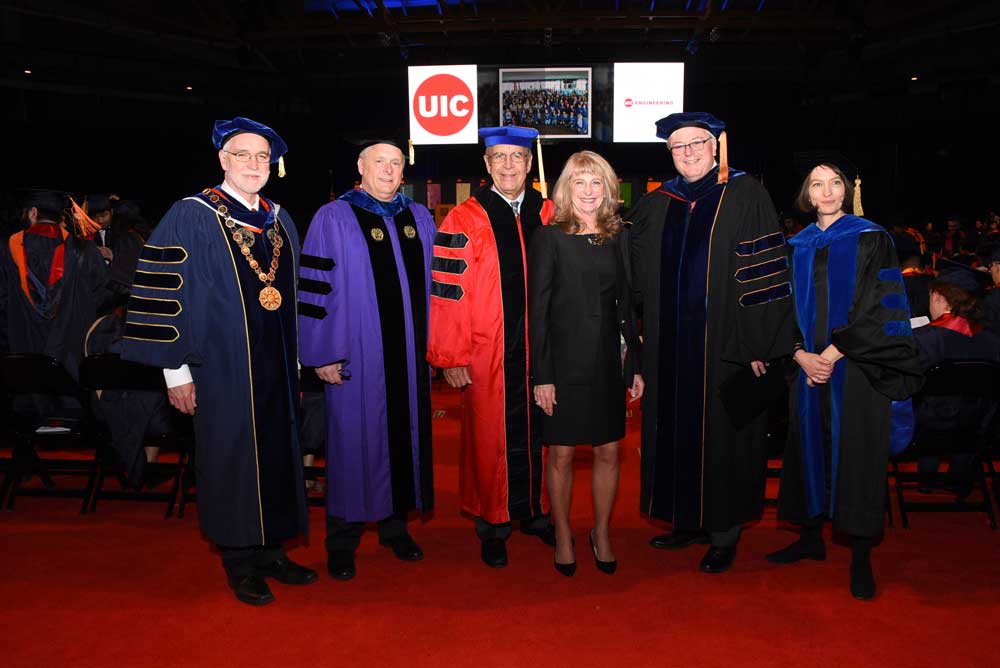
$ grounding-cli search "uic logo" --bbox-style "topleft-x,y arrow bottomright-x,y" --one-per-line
624,98 -> 634,107
413,73 -> 474,136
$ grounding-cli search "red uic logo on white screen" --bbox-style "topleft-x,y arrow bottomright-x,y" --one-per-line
624,98 -> 634,107
413,74 -> 474,136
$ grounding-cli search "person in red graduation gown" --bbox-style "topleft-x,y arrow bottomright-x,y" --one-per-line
427,126 -> 555,568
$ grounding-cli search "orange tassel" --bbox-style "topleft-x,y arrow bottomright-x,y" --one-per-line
853,177 -> 863,216
69,198 -> 102,237
717,131 -> 729,184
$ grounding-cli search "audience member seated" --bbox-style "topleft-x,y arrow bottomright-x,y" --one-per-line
982,247 -> 1000,336
912,267 -> 1000,490
0,189 -> 111,424
895,232 -> 932,319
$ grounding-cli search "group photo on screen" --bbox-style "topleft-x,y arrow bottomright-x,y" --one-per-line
499,67 -> 592,138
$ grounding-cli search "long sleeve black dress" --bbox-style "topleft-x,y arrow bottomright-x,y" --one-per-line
528,224 -> 641,445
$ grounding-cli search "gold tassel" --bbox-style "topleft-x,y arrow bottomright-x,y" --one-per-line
536,136 -> 548,199
278,155 -> 286,178
408,139 -> 415,166
717,131 -> 729,184
853,177 -> 863,216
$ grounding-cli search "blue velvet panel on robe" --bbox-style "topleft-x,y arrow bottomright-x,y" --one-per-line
789,215 -> 885,517
653,170 -> 738,528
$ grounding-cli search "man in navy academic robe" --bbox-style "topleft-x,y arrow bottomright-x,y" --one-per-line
628,112 -> 796,574
122,117 -> 316,606
298,140 -> 435,581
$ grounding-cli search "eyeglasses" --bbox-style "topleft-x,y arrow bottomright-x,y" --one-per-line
488,151 -> 528,165
224,149 -> 272,163
667,136 -> 713,155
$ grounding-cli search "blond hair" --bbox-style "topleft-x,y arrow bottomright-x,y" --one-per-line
551,150 -> 622,241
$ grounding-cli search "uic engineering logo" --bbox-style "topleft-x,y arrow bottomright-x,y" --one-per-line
623,98 -> 676,107
413,74 -> 474,136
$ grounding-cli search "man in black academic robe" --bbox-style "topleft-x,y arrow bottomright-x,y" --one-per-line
0,190 -> 110,422
122,117 -> 316,606
627,112 -> 795,574
86,193 -> 143,314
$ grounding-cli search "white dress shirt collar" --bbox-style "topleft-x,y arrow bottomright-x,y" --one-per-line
220,180 -> 260,211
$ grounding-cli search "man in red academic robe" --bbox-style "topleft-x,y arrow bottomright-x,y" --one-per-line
428,126 -> 555,568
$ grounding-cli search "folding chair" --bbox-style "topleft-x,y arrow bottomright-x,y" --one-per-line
301,367 -> 328,508
0,353 -> 99,513
79,353 -> 190,517
890,360 -> 1000,529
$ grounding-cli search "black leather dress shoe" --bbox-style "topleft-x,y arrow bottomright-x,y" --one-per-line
521,522 -> 557,547
650,530 -> 709,550
850,558 -> 877,600
765,539 -> 826,564
230,575 -> 275,606
699,546 -> 737,574
481,538 -> 508,568
256,557 -> 319,585
327,550 -> 356,581
380,534 -> 425,562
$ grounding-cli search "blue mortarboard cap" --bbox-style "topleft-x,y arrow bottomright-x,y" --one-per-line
654,112 -> 725,141
479,126 -> 538,148
212,117 -> 288,162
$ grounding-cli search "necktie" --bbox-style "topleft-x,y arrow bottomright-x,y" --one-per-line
510,200 -> 520,217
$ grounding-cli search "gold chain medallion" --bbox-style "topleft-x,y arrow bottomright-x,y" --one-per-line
210,194 -> 283,310
259,285 -> 282,310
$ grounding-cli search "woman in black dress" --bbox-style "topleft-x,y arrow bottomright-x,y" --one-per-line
528,150 -> 643,576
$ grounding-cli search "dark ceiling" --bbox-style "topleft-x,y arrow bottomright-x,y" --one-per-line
3,1 -> 1000,221
5,1 -> 999,102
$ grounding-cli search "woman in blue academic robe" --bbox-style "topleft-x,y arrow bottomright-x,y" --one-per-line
770,156 -> 923,600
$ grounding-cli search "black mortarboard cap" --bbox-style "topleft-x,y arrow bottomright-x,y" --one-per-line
793,150 -> 864,216
20,188 -> 71,214
111,199 -> 144,218
793,151 -> 859,181
86,193 -> 114,214
935,258 -> 991,295
348,133 -> 414,166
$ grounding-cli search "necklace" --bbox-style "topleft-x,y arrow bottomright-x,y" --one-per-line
204,189 -> 284,311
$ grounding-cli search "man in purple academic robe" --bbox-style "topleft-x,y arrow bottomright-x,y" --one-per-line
298,140 -> 435,581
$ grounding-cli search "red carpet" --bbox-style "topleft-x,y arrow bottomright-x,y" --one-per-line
2,386 -> 998,667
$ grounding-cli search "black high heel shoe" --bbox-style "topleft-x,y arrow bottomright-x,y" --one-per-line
590,530 -> 618,575
554,538 -> 576,577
